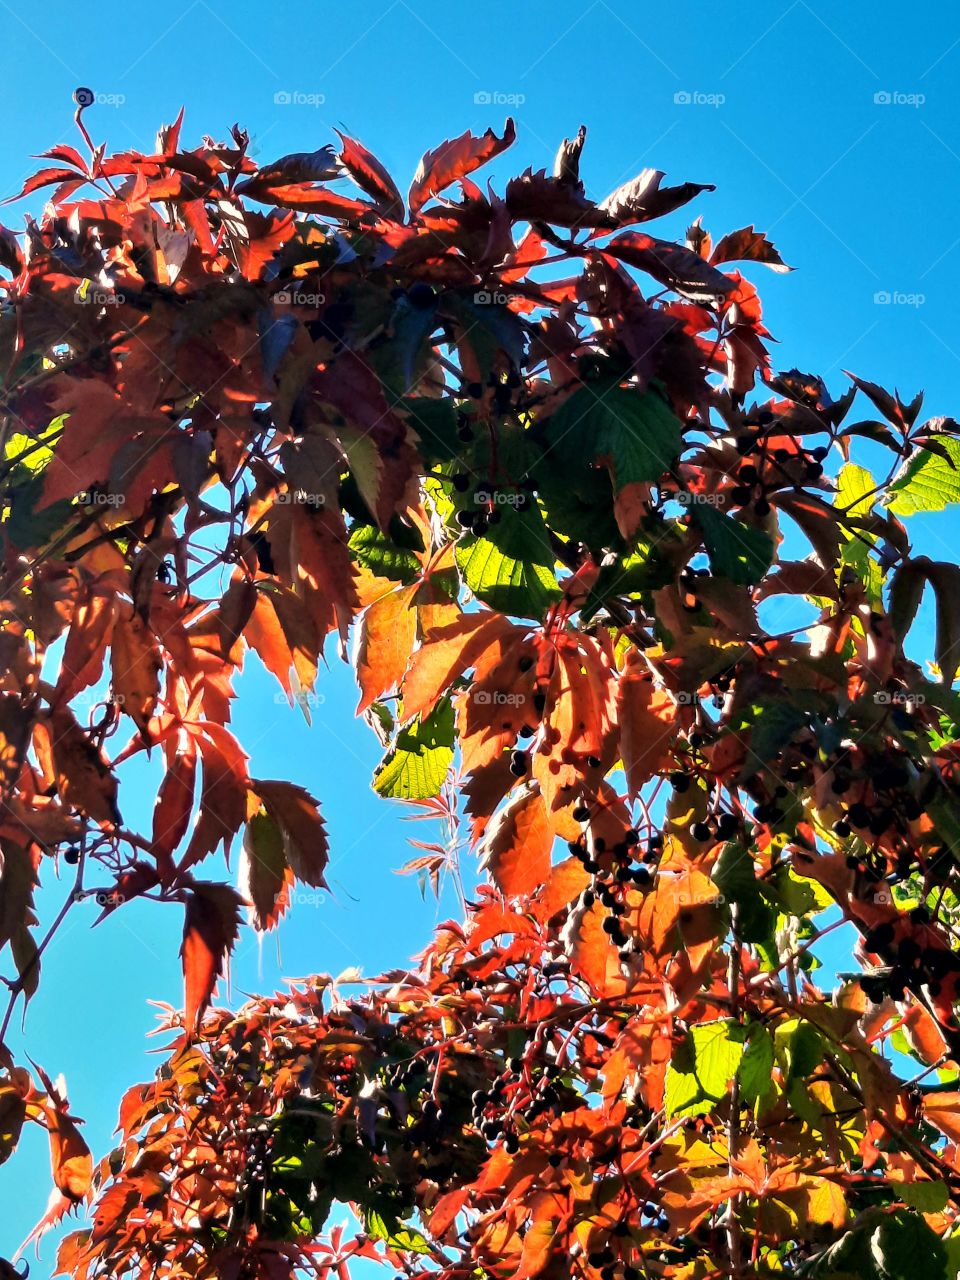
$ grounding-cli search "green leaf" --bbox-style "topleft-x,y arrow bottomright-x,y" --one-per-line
712,842 -> 776,944
365,1209 -> 431,1254
398,397 -> 461,462
546,380 -> 682,490
455,503 -> 561,620
664,1020 -> 745,1119
694,505 -> 774,585
836,463 -> 876,517
374,699 -> 455,800
898,1181 -> 949,1214
349,522 -> 423,584
887,438 -> 960,516
872,1209 -> 948,1280
738,1024 -> 776,1109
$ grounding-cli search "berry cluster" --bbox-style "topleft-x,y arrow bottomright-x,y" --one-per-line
569,820 -> 658,955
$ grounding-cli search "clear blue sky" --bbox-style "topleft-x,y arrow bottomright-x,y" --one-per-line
1,0 -> 959,1266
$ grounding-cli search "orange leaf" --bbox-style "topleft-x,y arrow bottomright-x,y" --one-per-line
401,611 -> 517,721
479,786 -> 553,898
181,884 -> 243,1032
110,607 -> 161,733
179,726 -> 248,870
355,584 -> 419,713
617,660 -> 678,796
151,737 -> 197,870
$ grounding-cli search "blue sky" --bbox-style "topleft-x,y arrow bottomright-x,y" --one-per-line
1,0 -> 959,1266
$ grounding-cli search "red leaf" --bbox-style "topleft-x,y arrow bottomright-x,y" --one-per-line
151,737 -> 198,868
408,119 -> 516,214
335,129 -> 403,218
606,231 -> 735,302
180,884 -> 243,1032
2,167 -> 85,204
711,225 -> 792,272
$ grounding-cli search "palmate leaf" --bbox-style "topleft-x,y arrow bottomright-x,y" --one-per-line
545,378 -> 682,490
664,1020 -> 745,1118
694,505 -> 775,585
887,436 -> 960,515
455,503 -> 561,620
373,699 -> 455,800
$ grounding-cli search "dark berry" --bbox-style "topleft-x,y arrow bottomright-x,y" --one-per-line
509,750 -> 529,777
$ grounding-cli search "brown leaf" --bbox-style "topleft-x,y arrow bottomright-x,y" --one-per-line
239,810 -> 293,932
606,231 -> 735,302
254,779 -> 329,888
600,169 -> 715,226
711,226 -> 792,272
47,708 -> 120,826
110,607 -> 161,733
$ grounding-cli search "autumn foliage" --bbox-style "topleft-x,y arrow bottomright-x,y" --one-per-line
1,95 -> 960,1278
